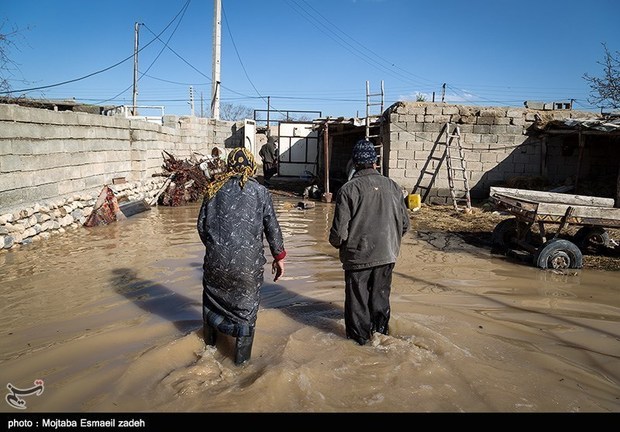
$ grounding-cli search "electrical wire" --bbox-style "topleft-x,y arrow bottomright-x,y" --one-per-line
2,1 -> 602,113
1,0 -> 192,99
286,0 -> 437,89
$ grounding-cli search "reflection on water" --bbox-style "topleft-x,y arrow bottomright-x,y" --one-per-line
0,197 -> 618,413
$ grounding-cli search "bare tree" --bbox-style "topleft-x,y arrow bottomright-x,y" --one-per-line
0,20 -> 28,94
219,102 -> 254,121
583,43 -> 620,110
288,113 -> 313,122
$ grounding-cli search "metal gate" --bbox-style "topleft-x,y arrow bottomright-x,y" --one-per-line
277,122 -> 318,179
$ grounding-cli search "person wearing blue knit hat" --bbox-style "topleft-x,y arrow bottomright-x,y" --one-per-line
329,139 -> 410,345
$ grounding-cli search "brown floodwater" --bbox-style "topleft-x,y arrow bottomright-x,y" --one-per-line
0,196 -> 619,414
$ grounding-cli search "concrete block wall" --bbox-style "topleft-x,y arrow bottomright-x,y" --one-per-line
1,100 -> 605,250
0,103 -> 244,250
0,104 -> 241,214
385,102 -> 598,204
0,179 -> 165,250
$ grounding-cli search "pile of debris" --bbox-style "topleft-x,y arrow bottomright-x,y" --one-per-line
153,151 -> 212,206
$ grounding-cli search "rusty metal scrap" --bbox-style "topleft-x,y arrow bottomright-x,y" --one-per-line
84,185 -> 127,227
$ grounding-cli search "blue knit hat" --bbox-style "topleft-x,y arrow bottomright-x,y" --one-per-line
352,139 -> 377,164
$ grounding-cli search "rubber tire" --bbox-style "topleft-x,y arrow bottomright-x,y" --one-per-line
492,218 -> 529,249
534,238 -> 583,269
573,226 -> 610,252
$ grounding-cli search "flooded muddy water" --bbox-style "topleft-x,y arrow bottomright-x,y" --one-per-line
1,196 -> 619,413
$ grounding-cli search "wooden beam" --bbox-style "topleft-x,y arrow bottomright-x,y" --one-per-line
321,124 -> 332,202
574,131 -> 585,191
541,135 -> 547,178
616,159 -> 620,208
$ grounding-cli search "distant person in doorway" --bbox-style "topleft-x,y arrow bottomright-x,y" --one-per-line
259,136 -> 279,186
329,139 -> 410,346
197,147 -> 286,365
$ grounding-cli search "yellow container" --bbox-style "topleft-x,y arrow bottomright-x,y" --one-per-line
407,193 -> 421,210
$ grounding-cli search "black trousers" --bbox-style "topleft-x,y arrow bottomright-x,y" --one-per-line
263,163 -> 277,181
344,263 -> 394,345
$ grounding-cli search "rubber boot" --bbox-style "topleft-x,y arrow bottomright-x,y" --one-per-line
234,330 -> 255,366
203,323 -> 217,346
375,322 -> 389,336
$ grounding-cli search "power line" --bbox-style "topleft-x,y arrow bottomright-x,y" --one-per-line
220,2 -> 297,118
1,0 -> 192,98
288,0 -> 437,88
96,1 -> 192,105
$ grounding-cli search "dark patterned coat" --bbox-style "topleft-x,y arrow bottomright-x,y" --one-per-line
197,176 -> 286,337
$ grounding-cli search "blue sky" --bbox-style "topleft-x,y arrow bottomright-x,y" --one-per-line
2,0 -> 619,118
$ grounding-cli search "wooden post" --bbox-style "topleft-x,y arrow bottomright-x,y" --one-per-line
321,123 -> 332,203
541,136 -> 547,178
616,159 -> 620,208
574,131 -> 585,192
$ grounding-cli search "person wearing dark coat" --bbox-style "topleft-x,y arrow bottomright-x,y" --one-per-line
259,136 -> 279,185
197,147 -> 286,365
329,139 -> 410,346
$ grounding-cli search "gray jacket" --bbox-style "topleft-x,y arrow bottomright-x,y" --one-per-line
329,169 -> 410,270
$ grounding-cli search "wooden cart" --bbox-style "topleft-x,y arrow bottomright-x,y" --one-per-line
488,186 -> 620,269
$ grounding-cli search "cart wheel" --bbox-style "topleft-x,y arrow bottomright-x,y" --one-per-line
573,226 -> 610,252
534,239 -> 583,270
492,218 -> 529,248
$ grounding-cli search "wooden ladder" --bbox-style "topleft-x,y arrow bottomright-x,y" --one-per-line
411,135 -> 446,203
444,123 -> 472,212
365,80 -> 384,174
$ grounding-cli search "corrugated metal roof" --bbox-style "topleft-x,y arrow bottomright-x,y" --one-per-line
541,116 -> 620,133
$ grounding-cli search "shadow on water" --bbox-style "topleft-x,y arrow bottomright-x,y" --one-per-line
111,267 -> 346,341
260,283 -> 345,338
111,267 -> 202,334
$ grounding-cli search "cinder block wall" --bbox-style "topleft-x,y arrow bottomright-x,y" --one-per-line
385,102 -> 598,204
0,104 -> 242,214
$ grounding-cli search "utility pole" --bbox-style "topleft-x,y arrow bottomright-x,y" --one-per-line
189,86 -> 195,116
132,22 -> 140,116
211,0 -> 221,120
441,83 -> 446,103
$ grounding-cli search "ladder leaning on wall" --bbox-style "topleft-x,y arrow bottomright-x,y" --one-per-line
444,123 -> 472,213
365,80 -> 384,174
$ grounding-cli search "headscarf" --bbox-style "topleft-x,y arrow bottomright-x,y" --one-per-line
205,147 -> 257,200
